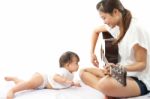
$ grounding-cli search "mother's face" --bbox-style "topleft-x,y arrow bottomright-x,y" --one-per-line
99,9 -> 120,28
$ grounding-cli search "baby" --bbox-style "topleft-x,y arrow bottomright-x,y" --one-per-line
5,51 -> 81,99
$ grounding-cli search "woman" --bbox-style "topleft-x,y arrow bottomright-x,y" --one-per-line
80,0 -> 150,98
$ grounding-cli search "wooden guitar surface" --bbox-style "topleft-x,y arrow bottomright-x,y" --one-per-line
102,32 -> 127,86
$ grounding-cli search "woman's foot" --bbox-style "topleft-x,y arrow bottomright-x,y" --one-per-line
104,95 -> 117,99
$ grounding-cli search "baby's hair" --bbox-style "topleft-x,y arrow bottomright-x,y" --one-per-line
59,51 -> 80,67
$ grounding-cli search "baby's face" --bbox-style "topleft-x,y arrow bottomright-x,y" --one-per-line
68,57 -> 79,73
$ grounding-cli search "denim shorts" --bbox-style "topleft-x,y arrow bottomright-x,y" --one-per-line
130,76 -> 149,95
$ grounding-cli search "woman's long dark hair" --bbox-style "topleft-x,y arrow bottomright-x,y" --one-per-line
96,0 -> 132,43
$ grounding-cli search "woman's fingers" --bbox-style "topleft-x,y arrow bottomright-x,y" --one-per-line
91,54 -> 99,67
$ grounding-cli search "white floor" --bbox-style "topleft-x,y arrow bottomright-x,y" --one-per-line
128,94 -> 150,99
0,80 -> 105,99
0,70 -> 150,99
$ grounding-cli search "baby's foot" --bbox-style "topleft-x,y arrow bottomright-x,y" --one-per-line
7,90 -> 14,99
4,76 -> 17,81
5,76 -> 23,84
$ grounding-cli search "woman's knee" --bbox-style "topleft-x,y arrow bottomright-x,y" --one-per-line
79,68 -> 87,79
79,68 -> 93,82
79,68 -> 90,76
79,67 -> 95,74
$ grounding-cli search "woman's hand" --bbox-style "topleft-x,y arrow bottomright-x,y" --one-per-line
91,53 -> 99,67
105,63 -> 116,67
103,63 -> 115,75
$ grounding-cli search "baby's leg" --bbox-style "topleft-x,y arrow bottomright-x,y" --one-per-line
6,72 -> 44,99
5,76 -> 24,84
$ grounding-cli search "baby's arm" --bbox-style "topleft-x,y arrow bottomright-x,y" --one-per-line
53,74 -> 73,85
53,74 -> 81,87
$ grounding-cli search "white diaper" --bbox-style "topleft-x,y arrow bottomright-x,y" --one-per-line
37,72 -> 49,89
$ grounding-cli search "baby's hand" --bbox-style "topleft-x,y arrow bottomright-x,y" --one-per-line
65,80 -> 81,87
73,82 -> 81,87
65,80 -> 74,85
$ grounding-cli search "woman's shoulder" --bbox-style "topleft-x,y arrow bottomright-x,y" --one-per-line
129,17 -> 139,28
130,17 -> 146,30
127,17 -> 146,35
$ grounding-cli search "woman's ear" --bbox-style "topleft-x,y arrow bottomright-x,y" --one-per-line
113,8 -> 119,15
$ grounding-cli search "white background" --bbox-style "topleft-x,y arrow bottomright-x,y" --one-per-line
0,0 -> 150,80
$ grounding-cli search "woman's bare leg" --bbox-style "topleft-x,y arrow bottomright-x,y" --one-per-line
103,95 -> 115,99
80,68 -> 141,98
97,76 -> 141,98
80,67 -> 105,90
6,72 -> 44,99
83,68 -> 106,78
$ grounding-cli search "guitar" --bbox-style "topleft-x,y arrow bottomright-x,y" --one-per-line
110,64 -> 127,86
101,32 -> 127,86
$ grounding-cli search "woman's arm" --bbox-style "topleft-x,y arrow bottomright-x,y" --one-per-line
125,44 -> 147,71
91,25 -> 107,54
91,25 -> 108,67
